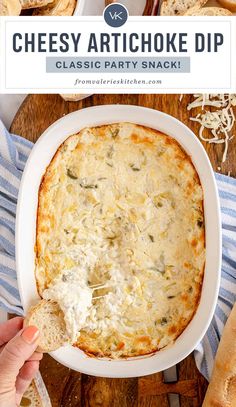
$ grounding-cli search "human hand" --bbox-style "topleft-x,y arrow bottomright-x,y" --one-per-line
0,317 -> 43,407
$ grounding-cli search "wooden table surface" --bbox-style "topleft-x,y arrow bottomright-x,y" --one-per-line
10,93 -> 236,407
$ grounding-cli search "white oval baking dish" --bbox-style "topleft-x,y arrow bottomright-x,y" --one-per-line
16,105 -> 221,378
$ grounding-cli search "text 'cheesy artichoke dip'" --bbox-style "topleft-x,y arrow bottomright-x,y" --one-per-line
36,122 -> 205,358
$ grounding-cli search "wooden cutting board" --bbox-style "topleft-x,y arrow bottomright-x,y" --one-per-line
10,94 -> 236,407
11,94 -> 236,176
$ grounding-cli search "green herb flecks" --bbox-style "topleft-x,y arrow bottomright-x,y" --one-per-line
107,145 -> 114,159
79,181 -> 98,189
67,168 -> 78,180
150,253 -> 166,273
149,266 -> 165,274
110,127 -> 119,139
130,163 -> 141,172
161,317 -> 168,326
197,219 -> 203,228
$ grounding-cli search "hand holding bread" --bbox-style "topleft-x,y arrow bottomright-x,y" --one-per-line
24,300 -> 69,352
0,318 -> 42,407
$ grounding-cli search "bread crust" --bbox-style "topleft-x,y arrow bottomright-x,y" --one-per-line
217,0 -> 236,12
203,303 -> 236,407
35,122 -> 205,358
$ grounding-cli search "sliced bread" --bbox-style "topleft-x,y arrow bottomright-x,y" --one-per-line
184,6 -> 233,15
24,300 -> 69,352
160,0 -> 208,15
20,0 -> 53,9
0,0 -> 21,15
21,381 -> 43,407
60,94 -> 92,102
33,0 -> 76,15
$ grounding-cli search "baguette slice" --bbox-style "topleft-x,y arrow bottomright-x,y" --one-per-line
21,381 -> 43,407
60,94 -> 92,102
20,0 -> 53,9
184,5 -> 233,14
160,0 -> 208,15
0,0 -> 21,15
218,0 -> 236,11
33,0 -> 76,15
25,300 -> 69,352
203,302 -> 236,407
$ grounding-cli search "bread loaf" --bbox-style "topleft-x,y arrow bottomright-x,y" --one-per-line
203,303 -> 236,407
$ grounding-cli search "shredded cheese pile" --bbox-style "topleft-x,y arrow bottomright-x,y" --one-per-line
185,94 -> 236,163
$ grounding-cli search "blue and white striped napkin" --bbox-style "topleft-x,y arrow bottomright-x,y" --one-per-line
0,120 -> 32,315
194,173 -> 236,380
0,120 -> 235,381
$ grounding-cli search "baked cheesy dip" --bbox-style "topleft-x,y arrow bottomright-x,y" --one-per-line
35,122 -> 205,358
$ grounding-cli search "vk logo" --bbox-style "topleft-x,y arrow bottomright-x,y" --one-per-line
104,3 -> 128,27
110,11 -> 123,20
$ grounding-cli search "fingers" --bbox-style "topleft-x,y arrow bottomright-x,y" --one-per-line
0,326 -> 39,391
0,317 -> 23,346
15,361 -> 40,406
0,347 -> 43,362
28,351 -> 43,362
